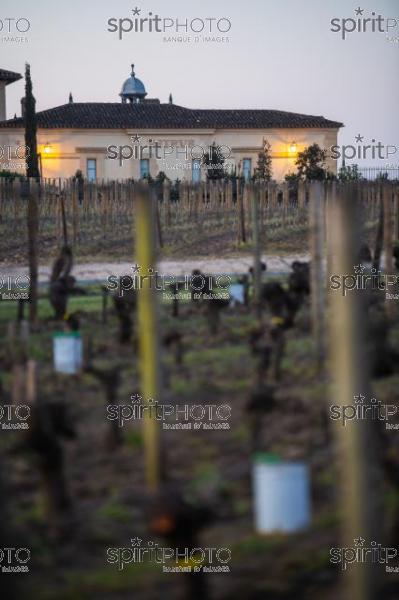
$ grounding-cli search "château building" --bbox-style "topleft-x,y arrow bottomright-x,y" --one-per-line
0,65 -> 343,182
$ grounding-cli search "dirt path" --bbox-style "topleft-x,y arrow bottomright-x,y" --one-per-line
1,254 -> 310,283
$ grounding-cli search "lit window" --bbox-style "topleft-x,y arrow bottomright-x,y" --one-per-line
140,159 -> 150,179
87,158 -> 97,182
242,158 -> 252,181
192,158 -> 201,183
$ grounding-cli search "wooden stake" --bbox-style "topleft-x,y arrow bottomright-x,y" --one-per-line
154,190 -> 164,249
383,184 -> 395,317
327,182 -> 382,600
309,182 -> 326,372
251,183 -> 262,318
393,188 -> 399,241
237,179 -> 246,243
11,364 -> 24,406
27,181 -> 39,325
72,180 -> 78,245
135,183 -> 162,492
373,188 -> 384,272
26,359 -> 38,405
163,180 -> 171,227
383,184 -> 394,274
60,191 -> 68,246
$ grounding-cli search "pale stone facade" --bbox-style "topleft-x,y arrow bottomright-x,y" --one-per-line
0,127 -> 340,181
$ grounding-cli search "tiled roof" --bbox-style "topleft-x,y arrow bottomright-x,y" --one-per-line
0,102 -> 343,129
0,68 -> 22,85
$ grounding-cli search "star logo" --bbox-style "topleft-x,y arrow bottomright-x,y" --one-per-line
131,537 -> 142,546
354,537 -> 365,546
132,263 -> 141,273
131,134 -> 141,144
131,393 -> 142,404
354,394 -> 365,404
355,7 -> 364,16
132,7 -> 141,16
355,134 -> 364,143
354,264 -> 365,274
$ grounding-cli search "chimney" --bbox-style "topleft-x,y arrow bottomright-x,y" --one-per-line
21,97 -> 26,119
0,69 -> 22,121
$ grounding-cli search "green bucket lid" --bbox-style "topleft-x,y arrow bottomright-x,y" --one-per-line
53,331 -> 82,338
254,452 -> 282,464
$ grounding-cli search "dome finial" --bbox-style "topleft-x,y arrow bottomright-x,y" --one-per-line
120,64 -> 147,103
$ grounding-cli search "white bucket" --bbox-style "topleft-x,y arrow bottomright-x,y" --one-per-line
53,332 -> 83,374
253,454 -> 311,533
230,283 -> 245,305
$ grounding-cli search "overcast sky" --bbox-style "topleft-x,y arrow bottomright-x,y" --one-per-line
1,0 -> 398,166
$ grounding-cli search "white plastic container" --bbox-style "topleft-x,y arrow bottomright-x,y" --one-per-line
229,283 -> 244,305
53,332 -> 83,374
253,454 -> 311,533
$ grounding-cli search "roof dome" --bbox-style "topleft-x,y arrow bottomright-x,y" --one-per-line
120,64 -> 147,103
